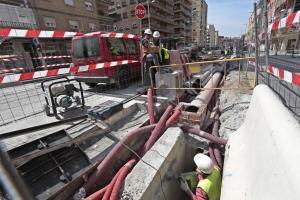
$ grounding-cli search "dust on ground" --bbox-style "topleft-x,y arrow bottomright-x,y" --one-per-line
219,71 -> 254,138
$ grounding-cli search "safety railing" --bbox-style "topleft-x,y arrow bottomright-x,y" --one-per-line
149,57 -> 256,92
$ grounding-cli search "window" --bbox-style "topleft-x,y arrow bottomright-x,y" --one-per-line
43,17 -> 56,28
18,15 -> 29,23
89,23 -> 96,30
69,20 -> 79,30
125,39 -> 137,55
85,1 -> 93,10
106,38 -> 126,56
132,23 -> 137,28
130,10 -> 135,16
64,0 -> 74,6
122,1 -> 127,7
123,12 -> 128,19
130,0 -> 136,4
116,2 -> 121,8
73,37 -> 100,58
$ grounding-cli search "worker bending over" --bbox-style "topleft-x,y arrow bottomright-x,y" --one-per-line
180,153 -> 221,200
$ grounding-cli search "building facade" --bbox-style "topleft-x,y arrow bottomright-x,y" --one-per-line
214,30 -> 219,47
174,0 -> 193,47
0,3 -> 37,29
191,0 -> 207,48
206,24 -> 215,48
25,0 -> 112,32
108,0 -> 175,37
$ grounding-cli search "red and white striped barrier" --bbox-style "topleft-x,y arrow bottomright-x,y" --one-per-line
0,60 -> 138,84
0,68 -> 24,74
0,28 -> 79,38
82,31 -> 138,39
248,61 -> 300,88
36,63 -> 72,69
268,10 -> 300,32
32,55 -> 71,60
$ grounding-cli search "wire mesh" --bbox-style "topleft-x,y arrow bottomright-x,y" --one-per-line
258,71 -> 300,122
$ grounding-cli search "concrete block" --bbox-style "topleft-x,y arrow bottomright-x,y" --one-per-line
120,127 -> 189,200
221,85 -> 300,200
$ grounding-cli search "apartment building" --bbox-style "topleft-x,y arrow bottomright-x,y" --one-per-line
191,0 -> 207,48
214,30 -> 219,47
174,0 -> 192,46
206,24 -> 215,48
23,0 -> 112,32
0,2 -> 37,29
108,0 -> 174,37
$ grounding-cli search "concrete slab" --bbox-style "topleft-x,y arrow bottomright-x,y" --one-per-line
221,85 -> 300,200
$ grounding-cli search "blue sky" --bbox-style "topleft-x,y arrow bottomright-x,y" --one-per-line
206,0 -> 253,37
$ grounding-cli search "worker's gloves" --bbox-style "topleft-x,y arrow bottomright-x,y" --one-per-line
179,177 -> 190,192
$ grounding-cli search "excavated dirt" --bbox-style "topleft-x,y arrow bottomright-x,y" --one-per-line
219,71 -> 254,138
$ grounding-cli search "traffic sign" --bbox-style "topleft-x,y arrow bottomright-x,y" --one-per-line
135,4 -> 146,19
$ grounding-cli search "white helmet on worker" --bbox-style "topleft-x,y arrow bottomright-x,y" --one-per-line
194,153 -> 214,174
153,31 -> 160,38
144,28 -> 152,35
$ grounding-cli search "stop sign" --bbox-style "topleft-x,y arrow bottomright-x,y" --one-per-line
135,4 -> 146,19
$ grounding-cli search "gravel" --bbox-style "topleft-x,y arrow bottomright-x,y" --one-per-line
219,71 -> 254,138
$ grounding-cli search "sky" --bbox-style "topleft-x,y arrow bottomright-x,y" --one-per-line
206,0 -> 254,37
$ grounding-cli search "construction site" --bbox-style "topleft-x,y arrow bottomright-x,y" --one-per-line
1,0 -> 300,200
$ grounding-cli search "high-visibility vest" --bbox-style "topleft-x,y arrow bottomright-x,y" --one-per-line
197,167 -> 221,200
158,48 -> 170,62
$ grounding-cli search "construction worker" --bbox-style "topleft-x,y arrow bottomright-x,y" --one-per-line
152,31 -> 170,65
141,29 -> 153,86
179,153 -> 221,200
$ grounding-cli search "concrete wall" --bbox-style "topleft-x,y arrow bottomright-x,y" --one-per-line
221,85 -> 300,200
120,127 -> 208,200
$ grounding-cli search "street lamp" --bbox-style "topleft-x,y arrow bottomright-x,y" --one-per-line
146,0 -> 159,29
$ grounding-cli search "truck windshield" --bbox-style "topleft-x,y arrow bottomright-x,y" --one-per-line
73,37 -> 100,58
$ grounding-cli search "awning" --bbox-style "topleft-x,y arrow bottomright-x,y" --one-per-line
268,10 -> 300,32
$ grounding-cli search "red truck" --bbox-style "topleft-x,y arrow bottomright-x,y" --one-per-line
71,32 -> 141,88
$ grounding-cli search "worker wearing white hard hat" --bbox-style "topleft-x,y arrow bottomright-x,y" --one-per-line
140,29 -> 154,86
179,153 -> 222,200
152,31 -> 160,47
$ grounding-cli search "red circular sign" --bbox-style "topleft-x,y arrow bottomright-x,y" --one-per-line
135,4 -> 146,19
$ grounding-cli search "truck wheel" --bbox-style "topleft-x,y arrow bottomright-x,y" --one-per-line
116,66 -> 130,89
85,83 -> 97,88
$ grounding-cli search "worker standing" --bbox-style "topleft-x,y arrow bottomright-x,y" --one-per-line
141,29 -> 153,86
179,153 -> 222,200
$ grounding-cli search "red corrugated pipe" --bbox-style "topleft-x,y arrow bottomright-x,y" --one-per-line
85,185 -> 108,200
208,143 -> 221,169
180,125 -> 228,145
102,170 -> 122,200
110,159 -> 137,200
211,114 -> 223,169
80,124 -> 157,197
166,105 -> 182,127
147,88 -> 155,125
142,105 -> 173,154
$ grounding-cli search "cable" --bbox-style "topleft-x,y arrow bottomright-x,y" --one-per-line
106,132 -> 168,200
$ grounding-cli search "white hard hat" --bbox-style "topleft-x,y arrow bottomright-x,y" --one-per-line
153,31 -> 160,38
194,153 -> 213,174
144,29 -> 152,35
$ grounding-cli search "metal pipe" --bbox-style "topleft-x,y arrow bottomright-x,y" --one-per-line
180,125 -> 228,145
264,0 -> 269,67
142,105 -> 173,154
80,124 -> 157,196
0,145 -> 34,200
110,159 -> 137,200
190,72 -> 222,107
147,88 -> 155,125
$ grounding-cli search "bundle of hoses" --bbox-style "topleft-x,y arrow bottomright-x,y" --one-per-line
76,88 -> 227,200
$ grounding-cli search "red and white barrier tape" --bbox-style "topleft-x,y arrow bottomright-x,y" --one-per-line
36,63 -> 72,69
248,61 -> 300,88
0,60 -> 138,84
32,55 -> 71,60
84,31 -> 138,38
0,28 -> 78,38
0,68 -> 24,74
